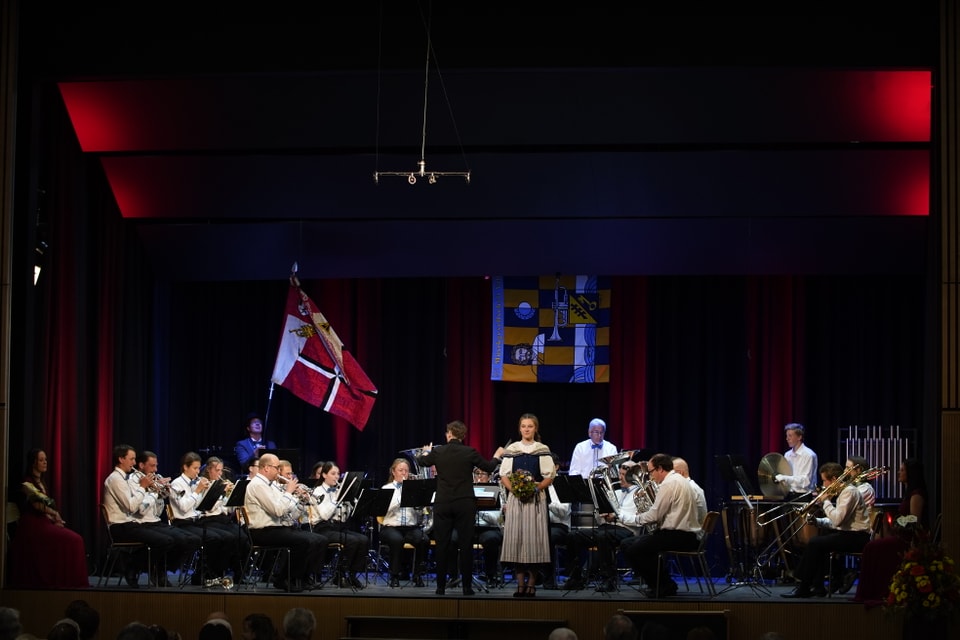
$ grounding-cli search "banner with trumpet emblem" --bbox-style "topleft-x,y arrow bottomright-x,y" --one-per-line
491,275 -> 610,383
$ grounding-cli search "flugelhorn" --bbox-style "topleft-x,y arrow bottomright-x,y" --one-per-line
204,576 -> 234,590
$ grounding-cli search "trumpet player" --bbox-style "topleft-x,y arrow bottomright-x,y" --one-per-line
169,451 -> 241,584
102,445 -> 194,588
312,461 -> 369,589
380,458 -> 428,588
780,461 -> 872,598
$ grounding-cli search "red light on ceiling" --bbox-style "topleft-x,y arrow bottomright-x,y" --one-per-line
858,71 -> 931,142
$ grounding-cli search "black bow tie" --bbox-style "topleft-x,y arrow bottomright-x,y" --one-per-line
125,471 -> 133,480
621,487 -> 630,493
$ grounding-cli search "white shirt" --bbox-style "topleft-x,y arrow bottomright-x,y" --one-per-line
103,467 -> 162,525
243,473 -> 300,529
816,483 -> 872,532
546,485 -> 571,527
381,482 -> 421,527
688,477 -> 708,529
568,439 -> 618,478
169,473 -> 206,520
625,470 -> 700,533
784,443 -> 818,493
609,484 -> 645,535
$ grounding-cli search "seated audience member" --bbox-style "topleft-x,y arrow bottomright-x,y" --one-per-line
47,620 -> 81,640
198,613 -> 232,640
281,609 -> 315,640
239,615 -> 276,640
605,614 -> 638,640
0,608 -> 21,640
548,628 -> 578,640
63,601 -> 99,640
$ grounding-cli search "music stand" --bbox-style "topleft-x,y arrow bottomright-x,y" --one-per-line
398,479 -> 437,510
224,477 -> 249,508
353,488 -> 393,522
197,480 -> 227,513
552,474 -> 592,505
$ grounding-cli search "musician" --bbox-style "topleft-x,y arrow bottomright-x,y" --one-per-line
312,461 -> 369,589
380,458 -> 428,587
244,453 -> 324,592
585,460 -> 647,592
415,420 -> 505,596
672,457 -> 708,531
102,445 -> 189,587
201,456 -> 250,574
781,461 -> 872,598
168,451 -> 240,583
775,423 -> 818,495
568,418 -> 618,479
471,468 -> 505,586
234,412 -> 277,468
846,455 -> 876,509
619,453 -> 701,598
542,473 -> 573,590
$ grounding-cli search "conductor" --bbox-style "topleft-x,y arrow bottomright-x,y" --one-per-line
416,420 -> 505,596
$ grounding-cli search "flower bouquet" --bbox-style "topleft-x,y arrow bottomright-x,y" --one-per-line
885,516 -> 960,622
506,469 -> 538,503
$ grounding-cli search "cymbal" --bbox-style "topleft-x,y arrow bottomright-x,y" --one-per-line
758,452 -> 792,498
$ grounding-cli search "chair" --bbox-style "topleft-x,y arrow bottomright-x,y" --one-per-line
238,506 -> 291,591
376,516 -> 420,588
98,504 -> 151,587
657,510 -> 720,598
827,508 -> 884,597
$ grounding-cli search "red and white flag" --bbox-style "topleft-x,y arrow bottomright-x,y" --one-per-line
271,275 -> 378,431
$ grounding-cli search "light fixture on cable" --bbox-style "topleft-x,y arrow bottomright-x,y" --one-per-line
372,3 -> 471,186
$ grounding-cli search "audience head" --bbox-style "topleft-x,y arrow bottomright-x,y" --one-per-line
760,634 -> 786,640
604,614 -> 637,640
240,614 -> 276,640
282,609 -> 315,640
48,620 -> 82,640
685,627 -> 716,640
638,622 -> 667,640
548,628 -> 578,640
198,620 -> 232,640
0,608 -> 21,640
64,600 -> 100,640
114,624 -> 154,640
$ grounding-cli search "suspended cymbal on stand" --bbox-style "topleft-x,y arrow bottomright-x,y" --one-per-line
757,452 -> 791,498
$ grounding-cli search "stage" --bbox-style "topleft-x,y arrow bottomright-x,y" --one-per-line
0,574 -> 929,640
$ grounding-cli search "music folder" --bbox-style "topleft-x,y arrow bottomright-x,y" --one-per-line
224,477 -> 249,508
552,473 -> 592,504
352,487 -> 394,521
196,479 -> 227,513
399,478 -> 437,508
473,484 -> 500,510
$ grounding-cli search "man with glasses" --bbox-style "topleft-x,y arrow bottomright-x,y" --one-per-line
244,453 -> 323,592
568,418 -> 618,479
618,453 -> 701,597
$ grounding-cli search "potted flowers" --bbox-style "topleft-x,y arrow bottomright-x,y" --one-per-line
885,516 -> 960,634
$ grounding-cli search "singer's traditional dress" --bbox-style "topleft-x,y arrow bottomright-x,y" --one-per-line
499,441 -> 555,566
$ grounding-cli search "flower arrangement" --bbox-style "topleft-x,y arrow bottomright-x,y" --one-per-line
885,516 -> 960,622
507,469 -> 538,503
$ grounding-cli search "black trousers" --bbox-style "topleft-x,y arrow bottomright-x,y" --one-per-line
380,525 -> 428,577
794,529 -> 870,589
249,526 -> 323,580
431,497 -> 477,586
621,528 -> 698,587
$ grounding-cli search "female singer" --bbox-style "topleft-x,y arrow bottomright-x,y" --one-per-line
853,458 -> 928,605
8,448 -> 89,588
499,413 -> 556,597
380,458 -> 428,587
312,461 -> 369,589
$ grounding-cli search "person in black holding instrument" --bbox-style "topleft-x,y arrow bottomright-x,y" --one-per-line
416,420 -> 505,596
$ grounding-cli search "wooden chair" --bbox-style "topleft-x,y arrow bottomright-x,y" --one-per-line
656,510 -> 721,597
98,504 -> 151,587
238,506 -> 291,591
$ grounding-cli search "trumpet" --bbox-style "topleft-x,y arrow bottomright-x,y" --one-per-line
275,475 -> 313,504
203,576 -> 234,590
134,470 -> 180,499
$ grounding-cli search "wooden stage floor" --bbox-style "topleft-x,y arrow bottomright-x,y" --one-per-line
0,573 -> 934,640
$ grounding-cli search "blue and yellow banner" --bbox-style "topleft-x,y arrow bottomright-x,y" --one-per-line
492,275 -> 610,383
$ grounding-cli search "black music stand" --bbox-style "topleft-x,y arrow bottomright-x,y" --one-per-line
196,480 -> 227,513
398,479 -> 436,510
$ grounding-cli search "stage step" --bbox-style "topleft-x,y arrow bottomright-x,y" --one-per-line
345,616 -> 567,639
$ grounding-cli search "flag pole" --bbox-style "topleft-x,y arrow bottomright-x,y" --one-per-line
264,382 -> 275,430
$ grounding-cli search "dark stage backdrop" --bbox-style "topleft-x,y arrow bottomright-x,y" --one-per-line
5,93 -> 933,571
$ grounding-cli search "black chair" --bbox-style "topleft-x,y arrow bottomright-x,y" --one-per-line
656,510 -> 721,598
238,506 -> 291,591
98,504 -> 151,587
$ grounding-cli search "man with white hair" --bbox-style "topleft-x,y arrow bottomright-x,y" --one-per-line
283,608 -> 316,640
568,418 -> 618,478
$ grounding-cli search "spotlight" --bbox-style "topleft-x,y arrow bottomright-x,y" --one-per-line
428,174 -> 437,184
408,173 -> 417,185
